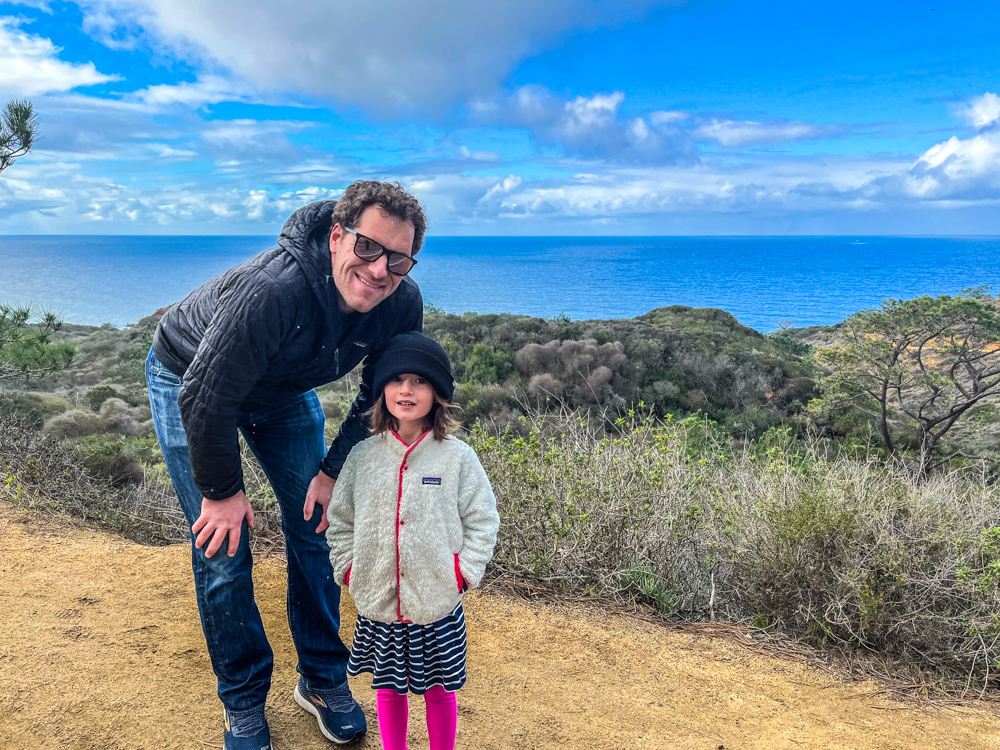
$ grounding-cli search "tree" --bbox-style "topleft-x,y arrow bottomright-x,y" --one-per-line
814,290 -> 1000,477
0,99 -> 39,175
0,304 -> 75,382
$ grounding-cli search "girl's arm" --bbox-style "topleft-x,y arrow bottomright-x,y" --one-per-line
325,447 -> 359,586
456,447 -> 501,590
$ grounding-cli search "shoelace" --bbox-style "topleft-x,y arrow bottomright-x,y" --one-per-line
311,685 -> 357,713
227,707 -> 267,738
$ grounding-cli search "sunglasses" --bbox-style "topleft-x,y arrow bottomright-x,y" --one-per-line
342,226 -> 417,277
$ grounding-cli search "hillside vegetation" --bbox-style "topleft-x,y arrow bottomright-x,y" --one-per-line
3,298 -> 1000,692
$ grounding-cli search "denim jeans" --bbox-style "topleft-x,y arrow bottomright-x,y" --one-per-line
146,347 -> 351,712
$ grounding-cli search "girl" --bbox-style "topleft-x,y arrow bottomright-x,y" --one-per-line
326,331 -> 500,750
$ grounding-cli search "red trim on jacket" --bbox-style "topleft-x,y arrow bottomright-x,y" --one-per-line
391,429 -> 430,623
454,553 -> 464,592
345,564 -> 351,587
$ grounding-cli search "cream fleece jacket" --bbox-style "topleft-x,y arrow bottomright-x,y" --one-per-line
326,430 -> 500,625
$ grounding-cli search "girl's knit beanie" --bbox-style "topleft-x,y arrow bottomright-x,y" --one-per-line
373,331 -> 455,401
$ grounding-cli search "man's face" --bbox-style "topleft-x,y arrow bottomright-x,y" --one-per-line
329,205 -> 416,314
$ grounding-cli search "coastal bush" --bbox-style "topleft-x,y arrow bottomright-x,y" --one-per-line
0,413 -> 179,544
424,306 -> 815,432
470,409 -> 1000,690
0,391 -> 71,428
86,384 -> 119,411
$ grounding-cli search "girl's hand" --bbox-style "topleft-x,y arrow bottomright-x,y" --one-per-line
304,470 -> 337,533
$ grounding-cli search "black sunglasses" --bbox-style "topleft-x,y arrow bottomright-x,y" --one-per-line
342,226 -> 417,277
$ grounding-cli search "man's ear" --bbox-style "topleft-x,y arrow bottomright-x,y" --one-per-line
329,222 -> 343,254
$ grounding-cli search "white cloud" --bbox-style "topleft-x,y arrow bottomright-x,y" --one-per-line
473,86 -> 698,163
891,131 -> 1000,200
649,110 -> 689,126
955,93 -> 1000,130
136,75 -> 251,106
694,118 -> 847,147
858,92 -> 1000,203
147,143 -> 196,158
0,16 -> 117,95
78,0 -> 678,113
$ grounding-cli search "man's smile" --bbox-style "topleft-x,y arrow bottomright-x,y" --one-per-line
355,272 -> 384,290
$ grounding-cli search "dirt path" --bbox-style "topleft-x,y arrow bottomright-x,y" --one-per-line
1,503 -> 998,750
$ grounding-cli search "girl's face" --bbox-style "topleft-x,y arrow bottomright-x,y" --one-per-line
384,373 -> 435,430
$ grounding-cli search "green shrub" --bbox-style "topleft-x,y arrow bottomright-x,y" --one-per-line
86,384 -> 119,411
0,391 -> 72,428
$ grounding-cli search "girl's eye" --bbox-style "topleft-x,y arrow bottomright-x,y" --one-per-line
415,378 -> 427,384
391,376 -> 403,382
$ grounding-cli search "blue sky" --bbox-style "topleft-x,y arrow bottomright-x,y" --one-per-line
1,0 -> 999,235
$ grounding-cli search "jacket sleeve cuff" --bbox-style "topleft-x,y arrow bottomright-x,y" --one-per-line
199,477 -> 246,501
334,561 -> 352,587
319,458 -> 340,480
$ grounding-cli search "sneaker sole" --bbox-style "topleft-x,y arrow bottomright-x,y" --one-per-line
293,685 -> 365,745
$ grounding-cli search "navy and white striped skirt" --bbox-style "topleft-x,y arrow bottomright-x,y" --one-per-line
347,602 -> 467,695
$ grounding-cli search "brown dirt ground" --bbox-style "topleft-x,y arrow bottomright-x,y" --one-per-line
1,503 -> 999,750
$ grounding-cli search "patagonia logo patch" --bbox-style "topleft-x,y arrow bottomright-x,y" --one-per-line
422,477 -> 442,485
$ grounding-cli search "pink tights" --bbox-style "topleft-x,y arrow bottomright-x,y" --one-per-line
376,686 -> 457,750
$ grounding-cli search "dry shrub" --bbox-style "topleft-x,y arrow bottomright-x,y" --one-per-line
0,413 -> 182,545
469,409 -> 1000,691
517,338 -> 634,408
0,413 -> 285,550
43,398 -> 145,440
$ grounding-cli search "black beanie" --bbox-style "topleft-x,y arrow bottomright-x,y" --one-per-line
373,332 -> 455,402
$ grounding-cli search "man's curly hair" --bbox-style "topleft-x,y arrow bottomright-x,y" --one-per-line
332,180 -> 428,254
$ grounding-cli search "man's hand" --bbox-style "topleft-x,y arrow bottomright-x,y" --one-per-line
192,491 -> 255,558
304,470 -> 337,534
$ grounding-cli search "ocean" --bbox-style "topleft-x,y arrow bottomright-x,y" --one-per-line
2,235 -> 999,332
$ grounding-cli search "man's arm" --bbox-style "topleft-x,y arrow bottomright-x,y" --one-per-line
178,276 -> 291,555
178,276 -> 289,500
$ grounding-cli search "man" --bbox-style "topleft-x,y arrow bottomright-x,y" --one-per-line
146,181 -> 426,750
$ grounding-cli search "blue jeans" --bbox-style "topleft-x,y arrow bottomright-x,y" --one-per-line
146,347 -> 351,712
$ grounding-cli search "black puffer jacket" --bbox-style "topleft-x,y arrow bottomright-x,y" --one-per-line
152,200 -> 423,500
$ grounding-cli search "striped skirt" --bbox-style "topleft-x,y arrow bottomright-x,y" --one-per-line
347,602 -> 467,695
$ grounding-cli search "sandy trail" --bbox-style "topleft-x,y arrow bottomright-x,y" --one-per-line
1,502 -> 998,750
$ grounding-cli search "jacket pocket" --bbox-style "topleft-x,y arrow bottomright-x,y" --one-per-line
453,553 -> 466,593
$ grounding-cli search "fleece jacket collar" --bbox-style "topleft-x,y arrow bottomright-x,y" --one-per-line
387,429 -> 432,457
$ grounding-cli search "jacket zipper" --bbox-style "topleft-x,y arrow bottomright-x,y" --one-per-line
392,429 -> 430,623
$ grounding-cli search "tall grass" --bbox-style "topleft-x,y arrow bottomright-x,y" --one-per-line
469,411 -> 1000,690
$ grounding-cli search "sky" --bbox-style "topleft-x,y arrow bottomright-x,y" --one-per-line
0,0 -> 999,236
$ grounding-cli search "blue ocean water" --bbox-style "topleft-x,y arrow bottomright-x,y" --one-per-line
1,235 -> 999,332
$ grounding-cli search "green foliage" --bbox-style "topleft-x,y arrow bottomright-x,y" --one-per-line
424,304 -> 814,435
0,391 -> 71,428
0,304 -> 75,381
463,343 -> 517,385
814,291 -> 1000,476
77,434 -> 159,487
0,99 -> 38,174
113,324 -> 155,384
86,385 -> 120,411
620,564 -> 678,618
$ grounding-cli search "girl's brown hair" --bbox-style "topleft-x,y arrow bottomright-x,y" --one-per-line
366,389 -> 460,441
